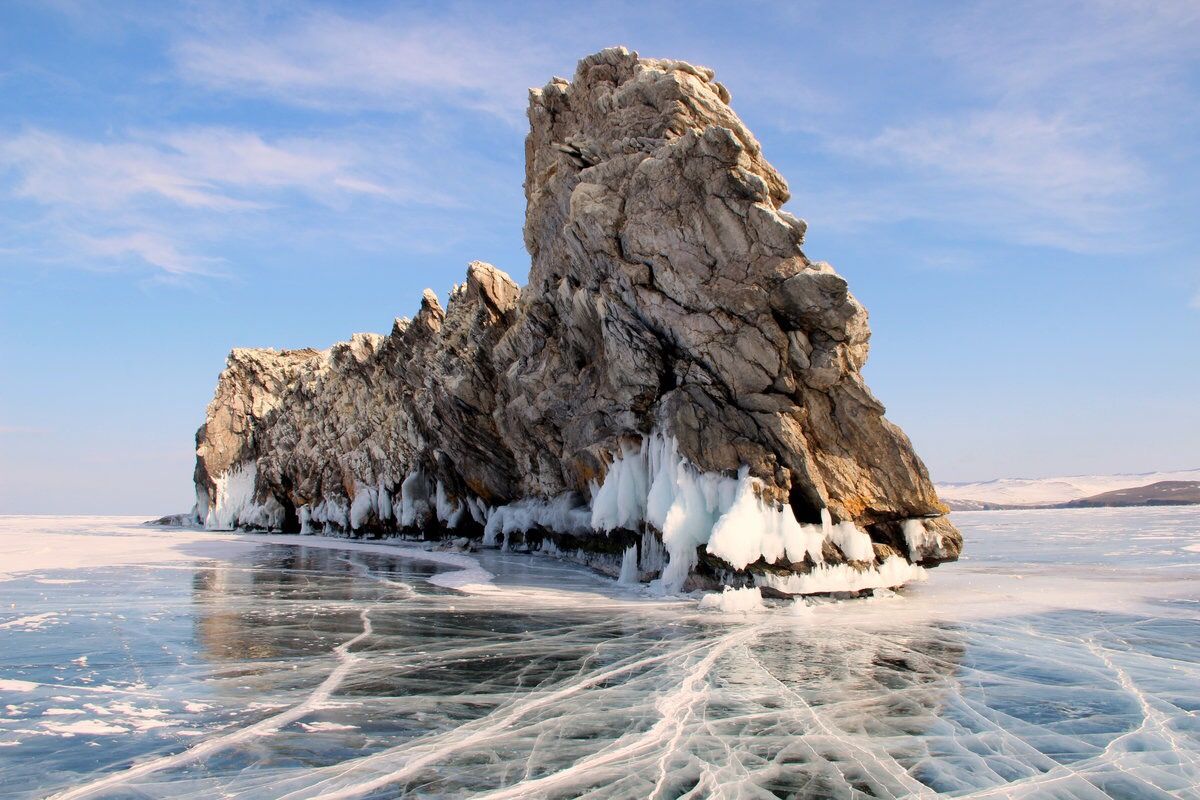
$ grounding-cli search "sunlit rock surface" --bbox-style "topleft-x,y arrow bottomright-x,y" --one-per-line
193,48 -> 960,593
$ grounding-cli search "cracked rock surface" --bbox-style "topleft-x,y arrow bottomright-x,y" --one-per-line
193,48 -> 961,590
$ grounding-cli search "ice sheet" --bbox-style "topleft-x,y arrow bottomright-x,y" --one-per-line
0,516 -> 257,580
0,508 -> 1197,799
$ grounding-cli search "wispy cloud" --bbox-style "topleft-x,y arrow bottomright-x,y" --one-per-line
825,110 -> 1149,251
762,0 -> 1199,255
1,127 -> 397,212
76,231 -> 224,278
929,1 -> 1200,108
0,125 -> 461,278
0,425 -> 49,435
10,0 -> 1198,275
846,111 -> 1144,200
172,8 -> 557,121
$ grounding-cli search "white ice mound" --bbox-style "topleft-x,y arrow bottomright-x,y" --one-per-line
206,432 -> 932,596
575,432 -> 927,594
204,462 -> 284,531
699,586 -> 766,613
758,556 -> 927,595
590,434 -> 900,592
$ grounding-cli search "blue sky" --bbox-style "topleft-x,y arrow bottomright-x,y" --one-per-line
1,0 -> 1197,514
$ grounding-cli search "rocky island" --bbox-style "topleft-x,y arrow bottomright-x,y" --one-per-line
192,48 -> 961,594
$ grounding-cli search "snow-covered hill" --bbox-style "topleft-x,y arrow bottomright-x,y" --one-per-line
936,468 -> 1200,508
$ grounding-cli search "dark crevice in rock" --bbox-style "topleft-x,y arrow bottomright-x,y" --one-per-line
788,482 -> 825,526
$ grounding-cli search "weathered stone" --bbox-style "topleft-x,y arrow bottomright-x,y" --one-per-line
192,47 -> 960,591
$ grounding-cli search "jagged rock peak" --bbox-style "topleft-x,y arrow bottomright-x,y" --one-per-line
192,48 -> 961,595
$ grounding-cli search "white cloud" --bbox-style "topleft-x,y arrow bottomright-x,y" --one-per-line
770,1 -> 1200,255
849,111 -> 1143,198
826,109 -> 1150,251
0,125 -> 463,278
76,231 -> 223,277
172,9 -> 557,121
11,0 -> 1195,274
0,128 -> 395,212
929,1 -> 1200,107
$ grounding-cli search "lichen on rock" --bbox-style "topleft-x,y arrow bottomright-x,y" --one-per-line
192,47 -> 961,595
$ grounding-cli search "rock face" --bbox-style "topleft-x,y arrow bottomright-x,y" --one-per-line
193,48 -> 961,594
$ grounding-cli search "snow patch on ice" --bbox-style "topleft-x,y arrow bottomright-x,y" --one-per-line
41,719 -> 128,736
0,680 -> 39,693
0,612 -> 60,631
0,517 -> 256,581
240,534 -> 498,595
698,586 -> 765,614
790,598 -> 815,617
759,556 -> 927,595
298,721 -> 359,732
424,557 -> 496,594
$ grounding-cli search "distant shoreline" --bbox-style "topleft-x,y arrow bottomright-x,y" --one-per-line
943,479 -> 1200,511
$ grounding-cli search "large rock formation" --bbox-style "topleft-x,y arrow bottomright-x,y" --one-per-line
193,48 -> 961,594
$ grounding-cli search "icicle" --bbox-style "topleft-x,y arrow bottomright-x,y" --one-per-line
618,544 -> 639,584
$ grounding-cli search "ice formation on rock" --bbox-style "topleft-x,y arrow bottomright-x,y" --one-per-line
698,585 -> 766,613
192,47 -> 961,594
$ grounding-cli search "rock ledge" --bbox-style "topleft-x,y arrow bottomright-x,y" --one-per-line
193,47 -> 961,594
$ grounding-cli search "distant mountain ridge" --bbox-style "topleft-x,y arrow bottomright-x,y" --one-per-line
1061,481 -> 1200,508
936,469 -> 1200,510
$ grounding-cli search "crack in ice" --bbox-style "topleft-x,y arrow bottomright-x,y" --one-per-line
48,605 -> 377,800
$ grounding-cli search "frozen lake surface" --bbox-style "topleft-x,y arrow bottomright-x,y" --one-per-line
1,509 -> 1198,799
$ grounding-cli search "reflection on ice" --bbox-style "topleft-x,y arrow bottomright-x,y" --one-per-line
0,508 -> 1198,798
176,563 -> 974,800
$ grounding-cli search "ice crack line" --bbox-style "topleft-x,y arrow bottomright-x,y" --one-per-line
49,606 -> 375,800
440,627 -> 763,800
272,634 -> 727,799
956,636 -> 1192,800
744,646 -> 940,799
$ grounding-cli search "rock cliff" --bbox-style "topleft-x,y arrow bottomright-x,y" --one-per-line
193,48 -> 961,594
